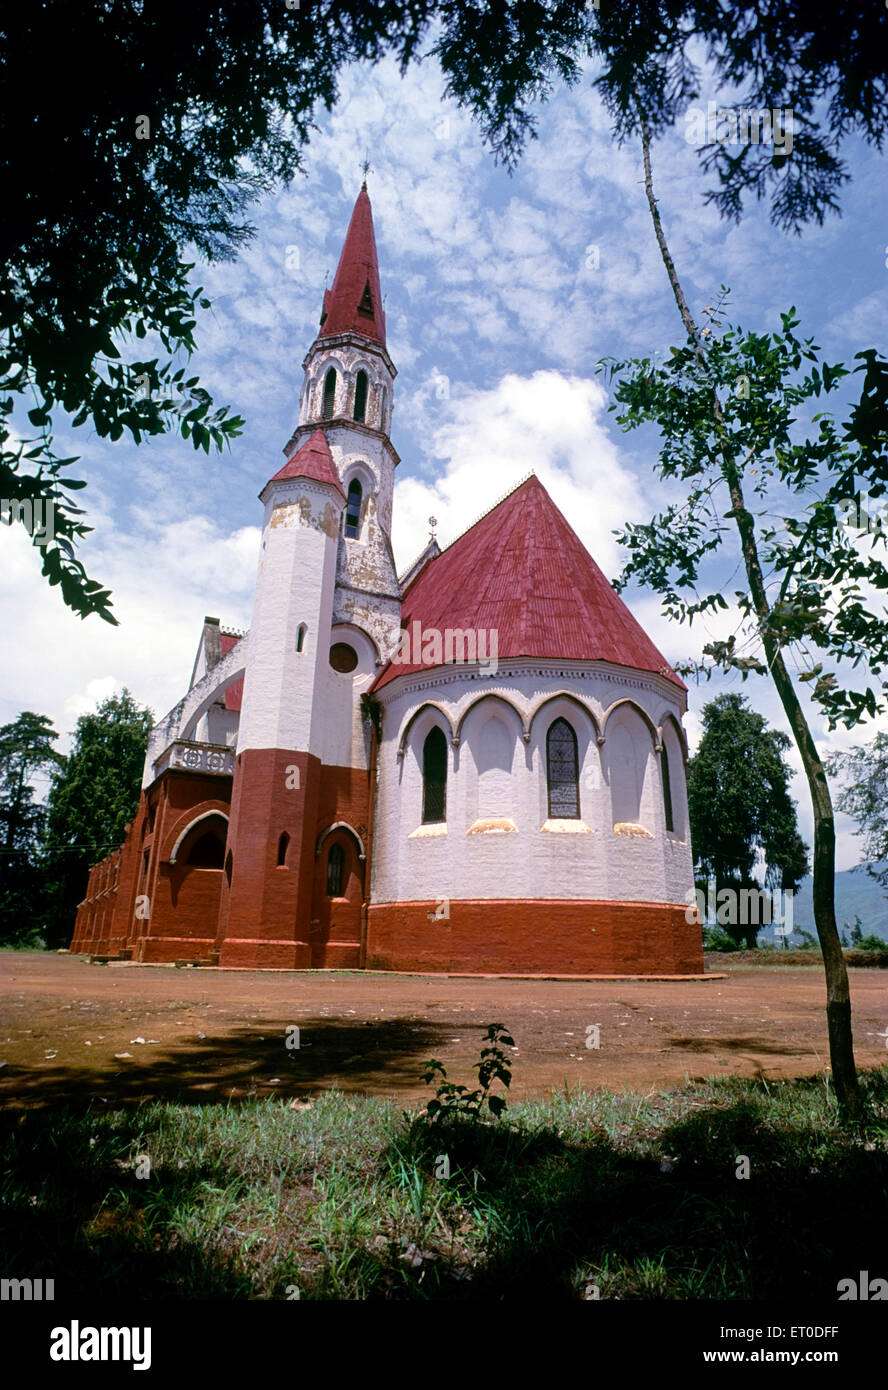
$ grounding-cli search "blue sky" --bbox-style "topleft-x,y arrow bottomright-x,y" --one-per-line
3,47 -> 887,868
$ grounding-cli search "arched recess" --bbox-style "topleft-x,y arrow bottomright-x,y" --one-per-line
659,716 -> 687,839
601,698 -> 661,751
474,715 -> 513,819
178,666 -> 247,744
460,696 -> 523,825
454,693 -> 524,748
396,702 -> 457,760
162,807 -> 229,934
309,356 -> 345,420
315,820 -> 366,862
657,711 -> 689,763
310,823 -> 365,968
604,705 -> 656,830
526,692 -> 602,746
164,807 -> 230,865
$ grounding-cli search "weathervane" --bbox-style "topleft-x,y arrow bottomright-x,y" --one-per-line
361,153 -> 374,187
428,515 -> 438,541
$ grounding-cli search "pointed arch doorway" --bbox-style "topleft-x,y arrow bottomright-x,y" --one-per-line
310,823 -> 366,968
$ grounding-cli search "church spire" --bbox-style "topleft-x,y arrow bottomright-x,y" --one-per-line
318,184 -> 386,346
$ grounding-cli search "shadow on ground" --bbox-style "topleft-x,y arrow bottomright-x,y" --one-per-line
373,1074 -> 888,1300
0,1018 -> 450,1111
2,1072 -> 885,1300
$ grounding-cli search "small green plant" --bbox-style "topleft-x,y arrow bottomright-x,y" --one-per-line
421,1023 -> 515,1122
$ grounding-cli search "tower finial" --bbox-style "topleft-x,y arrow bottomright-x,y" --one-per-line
360,153 -> 373,190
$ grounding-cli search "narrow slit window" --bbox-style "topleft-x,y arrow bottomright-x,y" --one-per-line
326,842 -> 344,897
296,623 -> 307,653
547,718 -> 580,819
344,479 -> 362,539
353,370 -> 368,422
277,832 -> 290,867
422,726 -> 447,824
661,747 -> 674,833
322,367 -> 336,418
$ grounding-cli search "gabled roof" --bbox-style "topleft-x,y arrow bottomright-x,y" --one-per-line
318,184 -> 386,345
373,475 -> 684,690
398,536 -> 441,591
268,427 -> 345,498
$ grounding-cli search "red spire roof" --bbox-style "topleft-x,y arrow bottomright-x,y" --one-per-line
374,475 -> 684,689
318,184 -> 386,345
269,427 -> 345,497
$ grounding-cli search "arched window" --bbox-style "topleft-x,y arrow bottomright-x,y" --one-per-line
422,726 -> 447,824
326,842 -> 344,897
322,367 -> 337,418
660,748 -> 674,833
186,830 -> 225,869
353,370 -> 368,422
344,479 -> 362,539
277,832 -> 290,867
547,718 -> 580,818
296,623 -> 307,653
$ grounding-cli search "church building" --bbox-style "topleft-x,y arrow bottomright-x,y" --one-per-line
71,184 -> 702,975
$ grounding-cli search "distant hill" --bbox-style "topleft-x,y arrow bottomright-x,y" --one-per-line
791,864 -> 888,942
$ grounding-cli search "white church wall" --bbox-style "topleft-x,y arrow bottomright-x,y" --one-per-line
371,663 -> 694,907
195,704 -> 239,748
316,623 -> 378,772
237,477 -> 341,758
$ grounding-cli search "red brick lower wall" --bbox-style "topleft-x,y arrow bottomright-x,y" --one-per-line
366,899 -> 703,975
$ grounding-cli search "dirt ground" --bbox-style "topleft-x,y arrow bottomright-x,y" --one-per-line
1,952 -> 886,1110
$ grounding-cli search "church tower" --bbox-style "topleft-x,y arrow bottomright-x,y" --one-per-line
217,183 -> 400,968
282,181 -> 402,654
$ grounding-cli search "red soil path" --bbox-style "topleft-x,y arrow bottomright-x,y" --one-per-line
1,952 -> 885,1109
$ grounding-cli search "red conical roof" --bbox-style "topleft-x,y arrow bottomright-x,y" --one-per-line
318,185 -> 386,345
269,427 -> 345,497
374,475 -> 684,689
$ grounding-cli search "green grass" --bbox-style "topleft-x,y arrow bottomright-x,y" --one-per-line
2,1071 -> 887,1300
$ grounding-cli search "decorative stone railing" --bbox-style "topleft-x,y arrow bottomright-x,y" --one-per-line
153,740 -> 236,779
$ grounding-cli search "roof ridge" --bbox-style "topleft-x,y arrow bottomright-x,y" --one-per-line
439,470 -> 537,553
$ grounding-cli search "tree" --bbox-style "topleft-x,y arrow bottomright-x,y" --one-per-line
0,1 -> 432,620
433,0 -> 888,231
687,695 -> 808,949
828,732 -> 888,890
43,691 -> 153,945
4,2 -> 886,620
0,713 -> 65,944
601,268 -> 886,1116
424,0 -> 887,1119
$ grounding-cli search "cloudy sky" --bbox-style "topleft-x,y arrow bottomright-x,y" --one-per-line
3,42 -> 887,868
